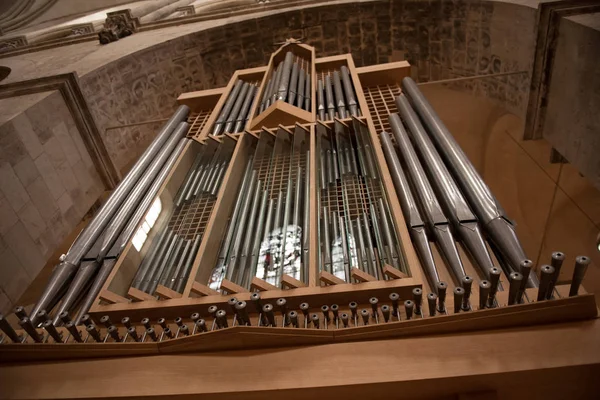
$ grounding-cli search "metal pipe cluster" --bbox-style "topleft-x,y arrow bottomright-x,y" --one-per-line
131,140 -> 233,296
209,126 -> 310,291
317,66 -> 360,120
400,77 -> 539,288
317,119 -> 407,282
2,256 -> 589,343
212,79 -> 258,135
24,106 -> 191,328
259,51 -> 311,113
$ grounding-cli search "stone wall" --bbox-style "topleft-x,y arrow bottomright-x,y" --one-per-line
543,13 -> 600,189
0,90 -> 104,312
80,0 -> 537,172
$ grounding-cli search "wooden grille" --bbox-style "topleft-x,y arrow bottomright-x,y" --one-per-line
167,193 -> 216,241
320,173 -> 385,222
363,84 -> 402,136
253,146 -> 307,199
187,110 -> 212,139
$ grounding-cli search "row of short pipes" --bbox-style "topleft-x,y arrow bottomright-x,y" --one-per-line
0,255 -> 588,344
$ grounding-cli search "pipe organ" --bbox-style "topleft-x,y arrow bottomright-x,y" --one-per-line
0,42 -> 597,399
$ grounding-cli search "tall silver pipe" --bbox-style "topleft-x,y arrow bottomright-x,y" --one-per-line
317,79 -> 326,120
30,105 -> 189,323
304,72 -> 311,111
333,71 -> 347,119
324,75 -> 335,120
244,190 -> 269,288
258,198 -> 276,280
380,131 -> 440,288
397,94 -> 494,281
210,162 -> 228,196
139,231 -> 174,292
297,69 -> 306,109
213,80 -> 243,135
144,233 -> 178,293
175,234 -> 202,293
292,167 -> 303,228
302,151 -> 310,282
340,66 -> 358,116
322,207 -> 332,273
271,65 -> 284,105
279,178 -> 293,279
378,197 -> 400,270
234,85 -> 257,133
288,63 -> 299,106
174,154 -> 201,207
167,240 -> 192,289
225,172 -> 258,282
224,82 -> 249,134
389,113 -> 467,283
237,180 -> 263,284
53,131 -> 188,324
131,228 -> 168,289
362,212 -> 378,279
355,218 -> 367,272
158,236 -> 184,288
277,52 -> 294,101
401,77 -> 538,288
261,76 -> 274,112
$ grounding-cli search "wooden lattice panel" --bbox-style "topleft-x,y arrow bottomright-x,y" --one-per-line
167,193 -> 216,241
320,175 -> 385,224
253,149 -> 307,199
187,110 -> 212,139
363,84 -> 402,136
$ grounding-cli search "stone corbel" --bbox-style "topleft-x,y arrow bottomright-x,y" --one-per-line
98,9 -> 138,45
177,5 -> 196,16
0,36 -> 28,53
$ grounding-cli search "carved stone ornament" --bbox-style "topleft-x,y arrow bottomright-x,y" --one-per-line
98,10 -> 137,45
0,36 -> 28,53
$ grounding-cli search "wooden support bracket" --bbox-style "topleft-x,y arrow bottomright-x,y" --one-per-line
281,274 -> 307,289
191,282 -> 220,296
250,277 -> 279,292
155,285 -> 183,300
319,271 -> 346,285
220,279 -> 249,294
350,267 -> 376,282
127,287 -> 156,302
99,290 -> 129,304
383,264 -> 408,280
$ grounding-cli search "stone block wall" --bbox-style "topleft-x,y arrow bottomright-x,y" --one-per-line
0,90 -> 104,313
80,0 -> 536,173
